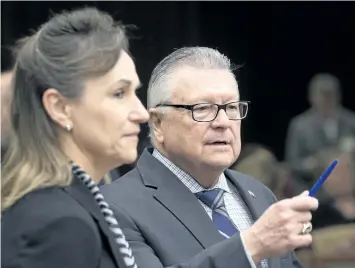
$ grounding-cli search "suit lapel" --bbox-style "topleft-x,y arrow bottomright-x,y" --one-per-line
64,177 -> 123,268
225,170 -> 264,221
225,170 -> 282,268
137,149 -> 224,249
154,178 -> 225,248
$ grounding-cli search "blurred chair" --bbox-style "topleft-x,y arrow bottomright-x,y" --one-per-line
296,224 -> 355,268
312,224 -> 355,268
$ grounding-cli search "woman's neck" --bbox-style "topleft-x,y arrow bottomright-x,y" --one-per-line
62,140 -> 106,183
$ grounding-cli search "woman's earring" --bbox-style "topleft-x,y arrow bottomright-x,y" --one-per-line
65,124 -> 73,132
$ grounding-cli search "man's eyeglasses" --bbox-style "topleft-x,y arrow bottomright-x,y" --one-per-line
156,101 -> 250,122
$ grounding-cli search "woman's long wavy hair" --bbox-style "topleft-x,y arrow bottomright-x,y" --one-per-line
1,7 -> 128,212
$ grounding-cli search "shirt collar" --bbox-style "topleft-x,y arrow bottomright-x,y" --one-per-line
152,149 -> 232,194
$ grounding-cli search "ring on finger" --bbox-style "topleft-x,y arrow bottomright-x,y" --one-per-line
300,222 -> 312,235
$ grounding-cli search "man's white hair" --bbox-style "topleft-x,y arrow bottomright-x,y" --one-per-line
147,46 -> 235,109
147,47 -> 236,138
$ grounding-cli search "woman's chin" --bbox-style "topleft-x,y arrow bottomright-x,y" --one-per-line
120,150 -> 138,165
106,148 -> 138,169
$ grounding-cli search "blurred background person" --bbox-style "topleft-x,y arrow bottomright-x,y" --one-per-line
285,73 -> 355,230
285,74 -> 355,197
310,148 -> 355,229
1,69 -> 13,158
1,7 -> 148,268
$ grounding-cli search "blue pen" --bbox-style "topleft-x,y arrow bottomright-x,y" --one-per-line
308,159 -> 339,197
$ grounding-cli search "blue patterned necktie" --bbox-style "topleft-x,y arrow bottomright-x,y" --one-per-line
196,188 -> 239,238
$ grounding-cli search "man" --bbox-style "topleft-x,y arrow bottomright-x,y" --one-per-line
285,73 -> 355,182
1,70 -> 13,158
102,47 -> 318,268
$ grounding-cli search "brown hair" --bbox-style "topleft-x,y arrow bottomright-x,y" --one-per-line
2,7 -> 128,211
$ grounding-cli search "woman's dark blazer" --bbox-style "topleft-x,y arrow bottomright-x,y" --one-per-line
1,174 -> 127,268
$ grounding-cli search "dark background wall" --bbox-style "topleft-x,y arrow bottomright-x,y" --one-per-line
2,1 -> 355,160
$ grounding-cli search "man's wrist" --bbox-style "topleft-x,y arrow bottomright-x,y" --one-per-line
241,230 -> 264,265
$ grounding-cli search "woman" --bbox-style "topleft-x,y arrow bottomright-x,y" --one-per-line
1,7 -> 149,268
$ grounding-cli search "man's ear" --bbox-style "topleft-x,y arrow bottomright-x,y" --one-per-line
42,88 -> 72,129
149,108 -> 165,144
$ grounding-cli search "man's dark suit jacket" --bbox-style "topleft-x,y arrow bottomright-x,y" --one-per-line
101,148 -> 303,268
2,174 -> 129,268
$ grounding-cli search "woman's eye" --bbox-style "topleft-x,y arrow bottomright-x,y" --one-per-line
114,89 -> 125,99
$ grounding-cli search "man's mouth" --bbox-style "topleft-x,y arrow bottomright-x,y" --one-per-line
208,140 -> 230,145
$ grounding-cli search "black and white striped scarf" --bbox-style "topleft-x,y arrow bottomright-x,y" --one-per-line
71,163 -> 137,268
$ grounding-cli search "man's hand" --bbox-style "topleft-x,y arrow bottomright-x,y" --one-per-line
241,191 -> 318,264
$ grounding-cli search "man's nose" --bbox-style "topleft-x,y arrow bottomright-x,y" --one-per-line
211,109 -> 230,127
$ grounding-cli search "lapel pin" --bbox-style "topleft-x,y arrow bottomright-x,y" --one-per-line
248,190 -> 256,198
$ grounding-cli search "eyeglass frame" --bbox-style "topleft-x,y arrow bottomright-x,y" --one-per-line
155,101 -> 250,122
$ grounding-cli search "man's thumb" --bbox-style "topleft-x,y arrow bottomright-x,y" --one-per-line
300,190 -> 309,196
